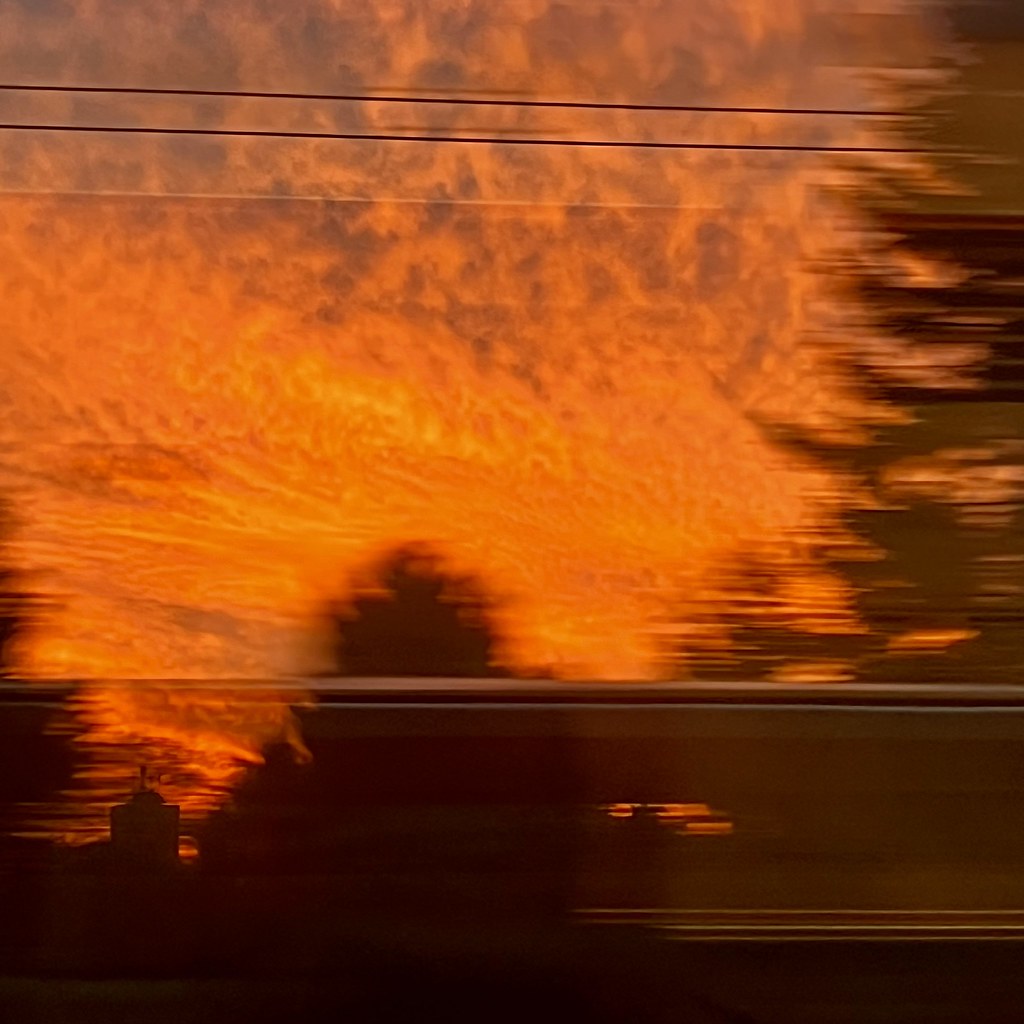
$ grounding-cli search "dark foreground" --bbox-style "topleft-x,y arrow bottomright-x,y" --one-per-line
5,680 -> 1024,1022
5,938 -> 1024,1024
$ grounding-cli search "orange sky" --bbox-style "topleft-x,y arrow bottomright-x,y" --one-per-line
0,0 -> 953,680
0,0 -> 964,832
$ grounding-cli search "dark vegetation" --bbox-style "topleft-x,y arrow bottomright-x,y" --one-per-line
326,543 -> 506,677
687,218 -> 1024,683
0,498 -> 45,680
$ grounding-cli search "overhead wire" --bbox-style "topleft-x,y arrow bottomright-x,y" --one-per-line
0,82 -> 910,118
0,123 -> 926,154
0,80 -> 929,156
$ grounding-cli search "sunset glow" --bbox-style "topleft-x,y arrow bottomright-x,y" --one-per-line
0,0 -> 959,831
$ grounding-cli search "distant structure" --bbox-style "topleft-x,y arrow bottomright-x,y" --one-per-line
110,767 -> 180,871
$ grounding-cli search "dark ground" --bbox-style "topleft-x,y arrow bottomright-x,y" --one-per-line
6,682 -> 1024,1021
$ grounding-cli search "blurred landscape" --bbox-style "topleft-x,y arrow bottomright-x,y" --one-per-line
1,1 -> 1023,1021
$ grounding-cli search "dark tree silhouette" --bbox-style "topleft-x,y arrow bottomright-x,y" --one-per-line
0,499 -> 38,679
685,217 -> 1024,685
0,575 -> 24,678
328,544 -> 505,677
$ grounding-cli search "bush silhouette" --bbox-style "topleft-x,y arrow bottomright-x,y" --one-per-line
0,499 -> 41,679
329,545 -> 504,677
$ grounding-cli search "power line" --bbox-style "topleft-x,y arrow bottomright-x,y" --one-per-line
0,123 -> 926,154
0,82 -> 908,119
0,188 -> 723,210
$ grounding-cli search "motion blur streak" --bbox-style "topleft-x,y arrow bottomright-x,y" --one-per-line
0,1 -> 964,830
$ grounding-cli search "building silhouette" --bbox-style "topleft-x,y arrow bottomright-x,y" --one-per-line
109,767 -> 180,871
